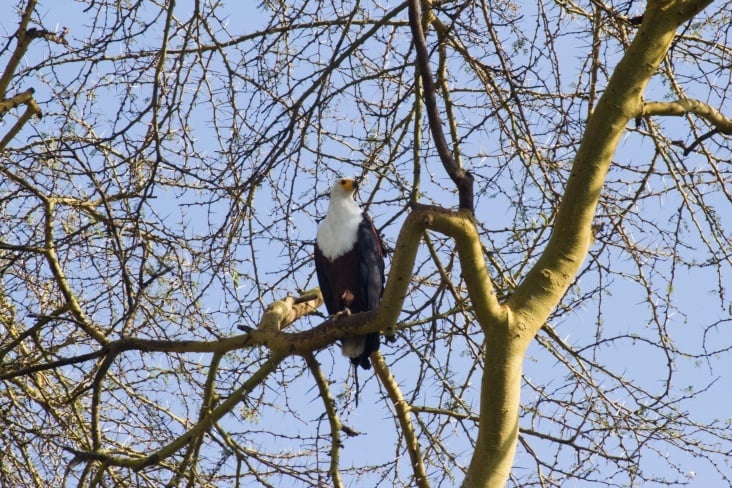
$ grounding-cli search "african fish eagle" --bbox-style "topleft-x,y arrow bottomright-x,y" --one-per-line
315,177 -> 384,369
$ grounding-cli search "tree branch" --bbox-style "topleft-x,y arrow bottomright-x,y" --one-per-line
0,349 -> 104,381
462,1 -> 715,487
408,0 -> 474,212
0,87 -> 36,119
250,288 -> 324,332
318,204 -> 503,338
305,353 -> 345,488
0,0 -> 37,98
507,0 -> 714,344
42,201 -> 107,344
180,352 -> 224,486
372,351 -> 429,488
0,92 -> 42,150
73,352 -> 284,471
641,98 -> 732,134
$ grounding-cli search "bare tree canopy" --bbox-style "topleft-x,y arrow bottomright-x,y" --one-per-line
1,0 -> 731,486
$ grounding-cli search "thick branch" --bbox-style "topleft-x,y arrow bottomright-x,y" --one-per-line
421,207 -> 505,330
507,0 -> 714,345
641,98 -> 732,134
0,0 -> 37,98
0,92 -> 42,150
462,337 -> 524,488
463,1 -> 715,487
0,87 -> 36,119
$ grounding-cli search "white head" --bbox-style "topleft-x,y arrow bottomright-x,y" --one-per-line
329,177 -> 359,201
317,177 -> 363,260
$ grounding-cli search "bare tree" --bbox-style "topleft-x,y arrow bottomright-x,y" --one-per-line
1,0 -> 731,486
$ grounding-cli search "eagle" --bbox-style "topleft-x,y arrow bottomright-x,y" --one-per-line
315,177 -> 385,370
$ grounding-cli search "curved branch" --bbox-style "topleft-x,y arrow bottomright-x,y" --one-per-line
507,0 -> 714,344
420,207 -> 504,330
641,98 -> 732,134
295,204 -> 503,338
43,201 -> 107,344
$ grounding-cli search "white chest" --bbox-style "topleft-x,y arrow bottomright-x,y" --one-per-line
317,202 -> 362,261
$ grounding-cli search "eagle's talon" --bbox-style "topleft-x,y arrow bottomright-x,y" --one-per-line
335,307 -> 352,318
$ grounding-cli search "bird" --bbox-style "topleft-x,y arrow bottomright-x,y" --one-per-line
314,177 -> 385,370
